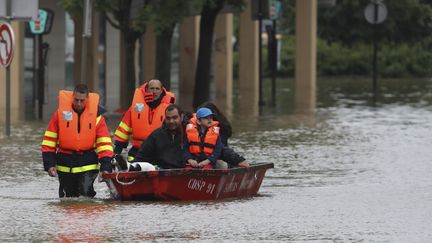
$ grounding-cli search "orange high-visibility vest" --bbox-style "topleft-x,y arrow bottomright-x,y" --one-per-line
130,84 -> 175,147
186,119 -> 220,156
57,90 -> 98,151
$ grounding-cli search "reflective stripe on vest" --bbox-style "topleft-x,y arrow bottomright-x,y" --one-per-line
56,164 -> 99,173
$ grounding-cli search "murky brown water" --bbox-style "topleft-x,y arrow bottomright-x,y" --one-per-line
1,78 -> 432,241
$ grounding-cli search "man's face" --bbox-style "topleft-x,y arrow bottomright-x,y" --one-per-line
147,80 -> 163,100
72,92 -> 88,113
165,109 -> 182,131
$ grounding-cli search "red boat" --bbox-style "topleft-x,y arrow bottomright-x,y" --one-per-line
102,162 -> 274,201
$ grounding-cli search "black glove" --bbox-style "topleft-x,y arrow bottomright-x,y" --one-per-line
114,141 -> 128,155
113,145 -> 123,155
99,157 -> 113,173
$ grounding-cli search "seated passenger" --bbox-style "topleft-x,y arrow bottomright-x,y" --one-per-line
198,102 -> 249,168
183,108 -> 223,170
113,104 -> 186,171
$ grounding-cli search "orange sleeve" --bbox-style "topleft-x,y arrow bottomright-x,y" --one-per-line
114,108 -> 132,143
41,112 -> 59,153
95,115 -> 114,159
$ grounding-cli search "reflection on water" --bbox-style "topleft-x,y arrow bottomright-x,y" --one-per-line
1,78 -> 432,241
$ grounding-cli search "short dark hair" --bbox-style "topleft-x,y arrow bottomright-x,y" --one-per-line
165,104 -> 183,115
73,84 -> 89,95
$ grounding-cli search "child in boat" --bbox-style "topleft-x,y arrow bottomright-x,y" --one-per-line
183,107 -> 223,170
198,102 -> 249,168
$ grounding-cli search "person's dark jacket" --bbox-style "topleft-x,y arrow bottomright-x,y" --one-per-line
133,126 -> 185,169
215,117 -> 245,166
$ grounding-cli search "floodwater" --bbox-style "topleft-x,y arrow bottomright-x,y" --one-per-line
1,78 -> 432,241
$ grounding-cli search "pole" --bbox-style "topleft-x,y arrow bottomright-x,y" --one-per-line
38,35 -> 44,119
34,35 -> 40,118
81,0 -> 92,84
33,36 -> 37,118
270,20 -> 277,106
372,2 -> 378,95
5,0 -> 11,137
6,66 -> 10,137
258,0 -> 264,106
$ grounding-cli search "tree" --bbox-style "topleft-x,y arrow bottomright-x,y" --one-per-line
192,0 -> 243,109
95,0 -> 150,109
144,0 -> 203,90
317,0 -> 432,45
59,0 -> 85,86
61,0 -> 150,109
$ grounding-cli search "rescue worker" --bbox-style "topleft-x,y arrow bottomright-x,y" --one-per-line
115,104 -> 186,171
113,79 -> 175,161
183,107 -> 223,170
41,84 -> 113,198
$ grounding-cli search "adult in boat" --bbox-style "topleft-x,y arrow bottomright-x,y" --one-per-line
41,84 -> 113,197
197,102 -> 249,168
183,107 -> 223,170
113,79 -> 176,162
115,104 -> 186,171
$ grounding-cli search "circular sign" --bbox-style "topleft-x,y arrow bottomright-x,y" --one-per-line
364,2 -> 388,24
0,22 -> 15,67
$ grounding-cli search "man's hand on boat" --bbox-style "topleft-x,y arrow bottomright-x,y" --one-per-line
237,160 -> 250,167
98,157 -> 114,181
47,167 -> 57,177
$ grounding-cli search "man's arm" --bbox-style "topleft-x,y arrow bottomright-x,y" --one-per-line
113,108 -> 132,154
95,115 -> 114,172
41,112 -> 59,175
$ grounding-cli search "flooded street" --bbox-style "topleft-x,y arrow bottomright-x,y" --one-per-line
1,78 -> 432,241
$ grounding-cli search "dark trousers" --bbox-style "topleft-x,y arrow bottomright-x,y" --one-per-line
58,170 -> 98,198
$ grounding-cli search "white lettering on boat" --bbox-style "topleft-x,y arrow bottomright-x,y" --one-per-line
223,182 -> 238,193
206,183 -> 216,194
187,178 -> 216,194
188,178 -> 206,191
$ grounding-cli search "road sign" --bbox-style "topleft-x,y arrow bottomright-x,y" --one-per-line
269,0 -> 282,20
252,0 -> 283,20
364,1 -> 387,24
29,9 -> 54,35
0,22 -> 15,67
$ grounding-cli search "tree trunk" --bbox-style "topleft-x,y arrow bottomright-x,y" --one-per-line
193,0 -> 225,109
73,15 -> 83,85
155,25 -> 175,90
121,34 -> 139,109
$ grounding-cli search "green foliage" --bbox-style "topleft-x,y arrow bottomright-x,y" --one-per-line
144,0 -> 203,35
278,35 -> 295,76
380,39 -> 432,77
317,39 -> 371,76
268,35 -> 432,78
58,0 -> 83,17
317,0 -> 432,45
93,0 -> 146,34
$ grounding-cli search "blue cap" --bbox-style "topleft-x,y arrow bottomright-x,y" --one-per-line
196,107 -> 213,119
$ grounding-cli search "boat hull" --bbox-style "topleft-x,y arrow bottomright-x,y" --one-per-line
102,163 -> 274,201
